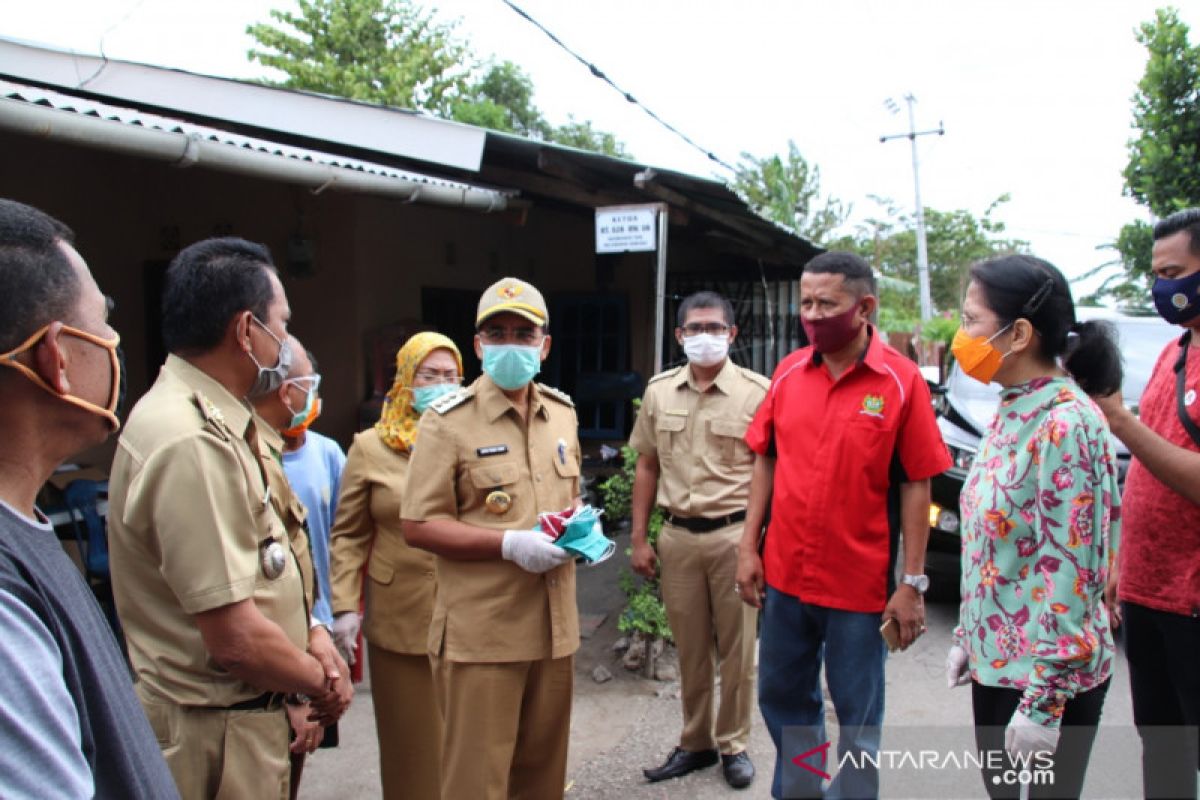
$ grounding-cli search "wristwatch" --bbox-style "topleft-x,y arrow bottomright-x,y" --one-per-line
902,573 -> 930,594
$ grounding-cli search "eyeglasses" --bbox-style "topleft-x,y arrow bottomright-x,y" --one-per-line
479,326 -> 544,346
284,374 -> 321,394
680,323 -> 730,336
413,370 -> 462,384
959,313 -> 1002,330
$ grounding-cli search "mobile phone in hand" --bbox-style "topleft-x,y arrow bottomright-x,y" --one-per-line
879,617 -> 901,652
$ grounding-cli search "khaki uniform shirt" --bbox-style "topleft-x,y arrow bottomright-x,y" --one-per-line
403,375 -> 581,662
628,359 -> 769,517
108,355 -> 308,707
256,416 -> 316,619
328,429 -> 436,655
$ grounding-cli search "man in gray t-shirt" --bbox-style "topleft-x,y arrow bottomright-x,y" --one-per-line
0,198 -> 177,798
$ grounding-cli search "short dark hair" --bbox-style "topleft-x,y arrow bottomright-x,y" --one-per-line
676,291 -> 734,327
1153,208 -> 1200,253
969,254 -> 1122,396
0,199 -> 80,352
162,237 -> 277,354
803,251 -> 877,298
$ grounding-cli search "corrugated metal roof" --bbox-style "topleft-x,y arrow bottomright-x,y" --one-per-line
0,78 -> 511,198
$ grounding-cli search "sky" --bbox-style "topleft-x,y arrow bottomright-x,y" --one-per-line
5,0 -> 1198,296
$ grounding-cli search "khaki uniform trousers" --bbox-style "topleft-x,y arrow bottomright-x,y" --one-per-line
431,653 -> 573,800
368,642 -> 443,800
139,689 -> 290,800
658,520 -> 758,754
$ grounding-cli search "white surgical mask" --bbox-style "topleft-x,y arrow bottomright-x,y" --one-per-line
682,333 -> 729,367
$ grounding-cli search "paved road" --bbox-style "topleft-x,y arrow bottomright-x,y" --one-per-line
302,551 -> 1143,799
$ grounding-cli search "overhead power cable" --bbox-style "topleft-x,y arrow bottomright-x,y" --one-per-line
499,0 -> 737,173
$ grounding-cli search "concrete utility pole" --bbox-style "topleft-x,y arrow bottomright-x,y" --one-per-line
881,95 -> 944,321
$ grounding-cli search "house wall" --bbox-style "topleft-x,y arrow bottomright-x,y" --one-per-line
0,132 -> 680,463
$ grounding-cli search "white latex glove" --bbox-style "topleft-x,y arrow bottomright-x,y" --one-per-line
331,611 -> 361,667
501,529 -> 572,574
945,644 -> 971,689
1005,709 -> 1060,761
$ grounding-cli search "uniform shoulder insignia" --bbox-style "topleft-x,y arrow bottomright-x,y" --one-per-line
430,386 -> 474,415
738,366 -> 772,391
192,391 -> 231,440
646,365 -> 684,385
537,383 -> 575,407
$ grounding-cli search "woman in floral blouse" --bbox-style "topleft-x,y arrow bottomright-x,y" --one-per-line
947,255 -> 1122,799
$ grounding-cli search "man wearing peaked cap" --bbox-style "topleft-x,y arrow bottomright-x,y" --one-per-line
476,276 -> 549,327
404,276 -> 583,799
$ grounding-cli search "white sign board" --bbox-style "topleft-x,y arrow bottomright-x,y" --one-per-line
595,206 -> 657,253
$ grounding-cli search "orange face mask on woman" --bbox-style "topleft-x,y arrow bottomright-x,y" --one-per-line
949,323 -> 1012,385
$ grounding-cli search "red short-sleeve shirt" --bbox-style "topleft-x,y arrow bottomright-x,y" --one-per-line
1119,333 -> 1200,617
745,328 -> 950,613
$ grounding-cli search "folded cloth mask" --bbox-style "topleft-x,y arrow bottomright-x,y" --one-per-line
536,504 -> 615,565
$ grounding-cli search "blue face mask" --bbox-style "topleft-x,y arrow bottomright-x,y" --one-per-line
412,383 -> 458,413
288,388 -> 315,429
1152,271 -> 1200,325
481,344 -> 542,390
541,505 -> 615,565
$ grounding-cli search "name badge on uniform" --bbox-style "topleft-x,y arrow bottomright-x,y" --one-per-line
259,539 -> 286,580
665,409 -> 689,416
477,445 -> 509,458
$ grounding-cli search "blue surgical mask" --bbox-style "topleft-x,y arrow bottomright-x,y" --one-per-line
552,505 -> 615,565
287,388 -> 316,429
412,383 -> 457,413
1152,271 -> 1200,325
481,344 -> 542,390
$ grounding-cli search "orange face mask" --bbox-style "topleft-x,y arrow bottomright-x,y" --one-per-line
0,323 -> 122,430
949,323 -> 1012,385
282,397 -> 321,438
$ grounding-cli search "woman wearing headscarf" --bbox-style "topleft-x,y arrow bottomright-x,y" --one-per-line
328,332 -> 462,800
946,255 -> 1122,799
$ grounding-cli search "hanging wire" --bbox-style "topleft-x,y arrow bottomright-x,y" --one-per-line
499,0 -> 737,173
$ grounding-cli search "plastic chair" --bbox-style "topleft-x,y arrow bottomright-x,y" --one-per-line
63,479 -> 122,641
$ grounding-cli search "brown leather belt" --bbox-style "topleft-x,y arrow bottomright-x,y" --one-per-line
664,510 -> 746,534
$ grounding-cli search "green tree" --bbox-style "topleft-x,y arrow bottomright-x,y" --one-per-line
451,60 -> 548,137
545,115 -> 631,159
829,195 -> 1027,332
1103,7 -> 1200,301
248,1 -> 631,157
247,0 -> 470,115
732,140 -> 848,244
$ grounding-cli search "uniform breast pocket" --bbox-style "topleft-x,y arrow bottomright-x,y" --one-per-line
553,451 -> 580,479
709,418 -> 752,466
467,460 -> 524,521
655,415 -> 687,459
842,412 -> 899,480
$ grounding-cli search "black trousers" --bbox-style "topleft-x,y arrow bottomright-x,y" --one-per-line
972,679 -> 1109,800
1124,600 -> 1200,799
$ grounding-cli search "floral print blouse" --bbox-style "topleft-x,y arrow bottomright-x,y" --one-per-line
955,376 -> 1120,728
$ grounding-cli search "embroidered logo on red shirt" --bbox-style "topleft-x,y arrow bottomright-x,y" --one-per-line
859,393 -> 885,418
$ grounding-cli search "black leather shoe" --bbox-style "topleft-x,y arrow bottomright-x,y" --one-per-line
721,751 -> 755,789
643,747 -> 720,782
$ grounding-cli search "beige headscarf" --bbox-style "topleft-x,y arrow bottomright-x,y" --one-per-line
373,332 -> 463,453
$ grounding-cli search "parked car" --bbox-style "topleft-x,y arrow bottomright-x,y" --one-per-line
924,308 -> 1179,592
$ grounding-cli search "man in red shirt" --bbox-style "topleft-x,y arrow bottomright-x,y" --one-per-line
736,252 -> 950,799
1092,209 -> 1200,799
